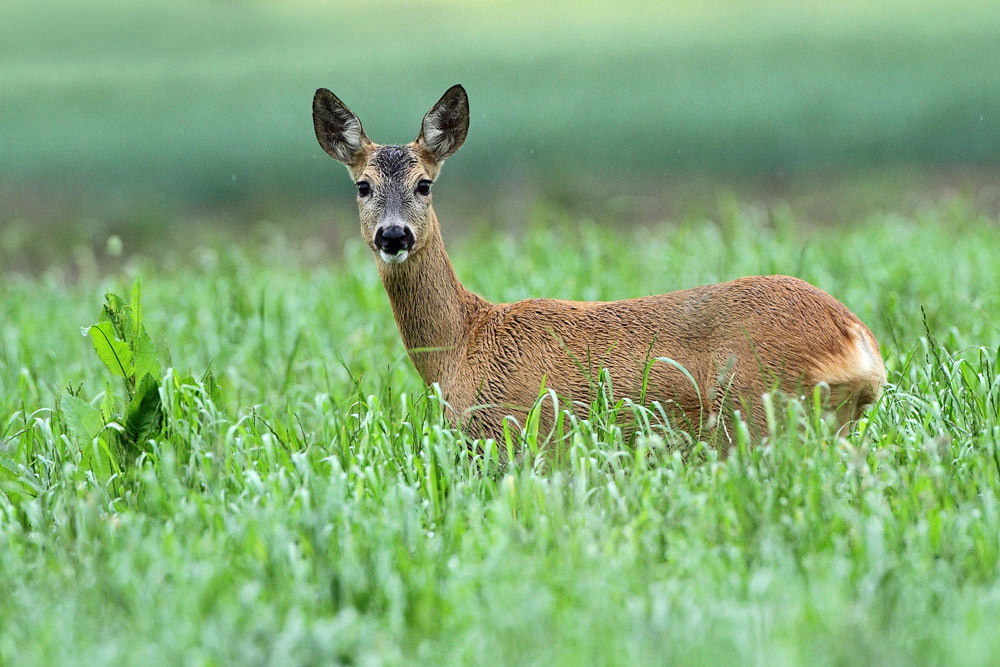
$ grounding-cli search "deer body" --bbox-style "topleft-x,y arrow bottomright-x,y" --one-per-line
313,85 -> 885,443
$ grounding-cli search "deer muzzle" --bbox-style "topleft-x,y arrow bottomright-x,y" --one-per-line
374,225 -> 415,263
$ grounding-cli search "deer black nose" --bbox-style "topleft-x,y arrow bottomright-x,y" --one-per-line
375,225 -> 414,254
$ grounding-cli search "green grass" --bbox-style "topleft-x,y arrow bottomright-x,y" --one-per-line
2,199 -> 999,664
2,0 -> 999,212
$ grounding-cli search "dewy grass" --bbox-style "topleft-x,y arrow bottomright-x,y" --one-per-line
1,203 -> 999,664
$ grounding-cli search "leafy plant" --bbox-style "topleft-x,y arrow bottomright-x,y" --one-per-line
63,278 -> 164,477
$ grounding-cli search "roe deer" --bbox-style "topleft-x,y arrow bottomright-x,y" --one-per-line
312,84 -> 886,446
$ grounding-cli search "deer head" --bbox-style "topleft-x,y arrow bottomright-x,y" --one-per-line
312,84 -> 469,265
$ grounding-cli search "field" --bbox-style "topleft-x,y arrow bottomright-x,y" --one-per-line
3,203 -> 1000,663
3,0 -> 1000,664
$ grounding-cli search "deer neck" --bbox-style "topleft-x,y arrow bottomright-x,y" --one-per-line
376,210 -> 488,386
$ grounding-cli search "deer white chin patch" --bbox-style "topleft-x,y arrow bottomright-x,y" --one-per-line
380,249 -> 409,264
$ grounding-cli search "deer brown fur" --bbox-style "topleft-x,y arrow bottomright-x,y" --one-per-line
312,84 -> 886,446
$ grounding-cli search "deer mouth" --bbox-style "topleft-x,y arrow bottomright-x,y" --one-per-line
379,248 -> 410,264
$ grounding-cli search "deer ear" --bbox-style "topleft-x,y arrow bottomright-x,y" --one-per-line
313,88 -> 370,167
416,84 -> 469,163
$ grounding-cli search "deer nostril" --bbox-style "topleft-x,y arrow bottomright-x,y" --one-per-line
374,225 -> 415,254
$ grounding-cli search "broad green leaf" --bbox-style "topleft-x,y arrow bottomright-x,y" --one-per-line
124,373 -> 162,449
132,330 -> 161,382
63,395 -> 104,442
100,291 -> 128,337
89,321 -> 132,378
0,455 -> 42,501
100,379 -> 118,422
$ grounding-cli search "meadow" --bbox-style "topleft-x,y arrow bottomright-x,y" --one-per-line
3,0 -> 1000,663
2,199 -> 1000,664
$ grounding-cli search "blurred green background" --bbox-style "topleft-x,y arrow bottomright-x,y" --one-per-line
2,0 -> 999,249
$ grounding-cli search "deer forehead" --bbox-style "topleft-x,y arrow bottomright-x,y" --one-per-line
364,145 -> 429,181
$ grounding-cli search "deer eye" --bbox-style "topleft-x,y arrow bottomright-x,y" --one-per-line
356,181 -> 371,197
416,179 -> 432,196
